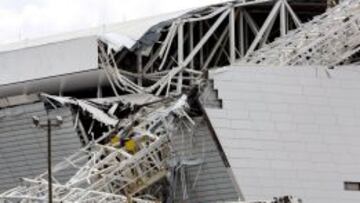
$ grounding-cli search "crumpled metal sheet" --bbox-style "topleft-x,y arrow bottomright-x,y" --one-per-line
99,33 -> 136,52
42,94 -> 118,126
90,93 -> 159,106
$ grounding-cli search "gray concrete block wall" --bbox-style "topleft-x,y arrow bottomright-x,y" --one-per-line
0,102 -> 81,191
206,65 -> 360,203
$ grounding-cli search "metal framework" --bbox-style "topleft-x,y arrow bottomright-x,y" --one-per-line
0,179 -> 149,203
98,0 -> 302,97
240,0 -> 360,66
0,95 -> 194,202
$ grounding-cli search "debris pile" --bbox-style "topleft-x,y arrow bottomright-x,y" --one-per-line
0,95 -> 193,202
245,196 -> 302,203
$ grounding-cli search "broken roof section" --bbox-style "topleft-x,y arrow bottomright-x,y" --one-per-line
1,0 -> 325,99
0,94 -> 195,203
43,94 -> 119,126
0,0 -> 233,96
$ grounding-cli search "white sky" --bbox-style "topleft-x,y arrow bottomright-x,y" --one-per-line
0,0 -> 228,44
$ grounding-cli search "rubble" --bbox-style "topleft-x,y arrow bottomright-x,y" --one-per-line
0,95 -> 193,202
233,196 -> 302,203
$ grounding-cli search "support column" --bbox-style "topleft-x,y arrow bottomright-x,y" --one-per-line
189,22 -> 194,85
238,9 -> 245,57
229,7 -> 236,63
177,21 -> 184,94
47,119 -> 53,203
189,22 -> 194,70
199,21 -> 204,67
137,51 -> 143,86
280,0 -> 287,36
97,74 -> 103,98
59,81 -> 64,96
97,83 -> 102,98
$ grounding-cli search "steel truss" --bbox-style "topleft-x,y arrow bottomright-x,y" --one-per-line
0,95 -> 194,202
0,178 -> 150,203
98,0 -> 302,97
240,0 -> 360,66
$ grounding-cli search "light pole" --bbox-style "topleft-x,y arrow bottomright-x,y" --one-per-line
32,114 -> 63,203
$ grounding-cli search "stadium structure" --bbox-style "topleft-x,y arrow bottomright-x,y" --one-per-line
0,0 -> 360,202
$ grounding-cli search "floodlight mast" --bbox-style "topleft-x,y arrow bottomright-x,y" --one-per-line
32,114 -> 63,203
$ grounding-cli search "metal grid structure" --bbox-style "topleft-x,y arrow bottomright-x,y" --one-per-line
239,0 -> 360,66
97,0 -> 304,98
0,95 -> 193,202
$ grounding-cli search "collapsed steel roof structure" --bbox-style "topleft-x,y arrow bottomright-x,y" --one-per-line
1,94 -> 192,203
96,0 -> 307,97
0,0 -> 359,202
240,0 -> 360,66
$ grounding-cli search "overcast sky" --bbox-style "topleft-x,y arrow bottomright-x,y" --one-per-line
0,0 -> 228,44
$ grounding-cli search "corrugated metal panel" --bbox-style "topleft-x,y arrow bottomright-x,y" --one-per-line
206,65 -> 360,203
171,117 -> 240,203
0,102 -> 81,191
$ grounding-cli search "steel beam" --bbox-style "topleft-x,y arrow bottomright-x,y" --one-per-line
229,7 -> 236,63
245,0 -> 282,57
177,22 -> 184,94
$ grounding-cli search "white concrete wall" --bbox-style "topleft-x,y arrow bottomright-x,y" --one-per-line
0,36 -> 98,86
206,65 -> 360,203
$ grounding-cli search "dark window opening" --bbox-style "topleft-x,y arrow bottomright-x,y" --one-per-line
344,182 -> 360,191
